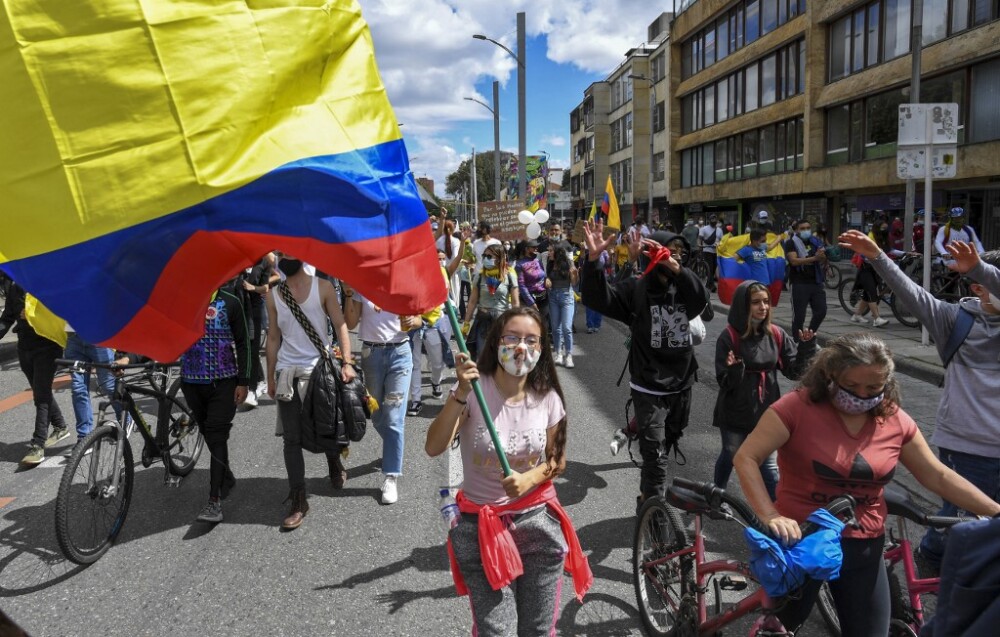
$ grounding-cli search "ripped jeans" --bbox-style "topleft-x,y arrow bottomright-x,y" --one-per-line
360,341 -> 412,475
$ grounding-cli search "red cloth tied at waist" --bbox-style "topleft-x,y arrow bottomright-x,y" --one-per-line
445,480 -> 593,602
641,246 -> 672,277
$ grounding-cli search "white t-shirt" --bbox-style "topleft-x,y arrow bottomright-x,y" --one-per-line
437,235 -> 463,304
457,376 -> 566,507
699,225 -> 721,254
354,292 -> 407,344
473,237 -> 502,271
273,276 -> 330,371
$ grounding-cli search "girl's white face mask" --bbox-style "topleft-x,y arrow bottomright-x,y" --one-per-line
498,343 -> 540,377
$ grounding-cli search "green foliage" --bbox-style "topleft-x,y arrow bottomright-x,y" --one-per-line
445,151 -> 510,201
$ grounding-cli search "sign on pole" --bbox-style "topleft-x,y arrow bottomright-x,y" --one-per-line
896,103 -> 959,179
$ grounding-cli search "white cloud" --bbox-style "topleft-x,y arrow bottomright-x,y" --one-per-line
541,134 -> 566,148
359,0 -> 652,195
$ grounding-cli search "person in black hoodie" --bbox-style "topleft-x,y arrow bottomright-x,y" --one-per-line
581,219 -> 707,503
712,280 -> 816,499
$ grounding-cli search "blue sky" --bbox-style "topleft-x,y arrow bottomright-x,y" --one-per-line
360,0 -> 655,196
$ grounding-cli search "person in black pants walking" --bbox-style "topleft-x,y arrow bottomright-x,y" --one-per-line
782,219 -> 827,341
0,282 -> 70,465
180,279 -> 251,523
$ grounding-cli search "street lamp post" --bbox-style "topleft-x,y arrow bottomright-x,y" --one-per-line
463,80 -> 501,200
474,12 -> 526,206
629,74 -> 656,224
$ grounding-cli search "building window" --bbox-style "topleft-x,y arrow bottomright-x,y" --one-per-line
865,88 -> 906,159
704,26 -> 716,67
743,130 -> 759,178
971,57 -> 1000,142
745,63 -> 759,112
654,101 -> 666,132
678,117 -> 801,188
762,0 -> 778,34
867,3 -> 881,67
654,152 -> 666,181
717,78 -> 730,121
829,15 -> 850,81
746,0 -> 761,44
625,112 -> 633,147
759,124 -> 776,175
704,84 -> 716,127
826,104 -> 850,166
852,9 -> 866,73
884,0 -> 911,61
717,19 -> 730,61
761,54 -> 777,106
923,0 -> 949,44
651,53 -> 666,81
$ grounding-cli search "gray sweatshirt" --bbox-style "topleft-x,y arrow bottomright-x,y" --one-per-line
871,253 -> 1000,458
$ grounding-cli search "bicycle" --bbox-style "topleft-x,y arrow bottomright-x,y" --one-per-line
688,250 -> 712,286
817,485 -> 974,637
633,477 -> 856,636
837,256 -> 922,329
822,261 -> 842,290
53,359 -> 203,564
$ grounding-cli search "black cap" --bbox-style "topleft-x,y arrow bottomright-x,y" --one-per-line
525,239 -> 539,248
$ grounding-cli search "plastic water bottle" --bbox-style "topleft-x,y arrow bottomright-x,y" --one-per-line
439,488 -> 460,533
610,430 -> 628,456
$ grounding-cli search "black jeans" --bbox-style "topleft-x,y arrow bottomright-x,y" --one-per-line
276,383 -> 343,490
776,535 -> 889,636
249,299 -> 264,388
702,251 -> 718,290
790,281 -> 827,340
18,341 -> 67,447
631,388 -> 692,499
181,378 -> 238,498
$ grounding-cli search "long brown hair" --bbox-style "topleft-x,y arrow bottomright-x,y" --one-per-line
476,307 -> 567,472
741,281 -> 774,339
482,243 -> 508,275
442,220 -> 456,258
798,332 -> 901,419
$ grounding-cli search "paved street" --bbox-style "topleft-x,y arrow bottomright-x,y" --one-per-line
0,295 -> 946,636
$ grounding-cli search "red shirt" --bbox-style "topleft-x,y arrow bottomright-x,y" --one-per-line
770,389 -> 917,539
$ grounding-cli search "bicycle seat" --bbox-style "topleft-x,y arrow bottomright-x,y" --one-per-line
884,486 -> 927,524
666,485 -> 713,516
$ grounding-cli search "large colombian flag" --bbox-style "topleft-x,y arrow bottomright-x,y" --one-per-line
0,0 -> 445,361
716,232 -> 787,306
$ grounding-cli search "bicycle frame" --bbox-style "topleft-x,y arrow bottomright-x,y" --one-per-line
642,511 -> 782,635
885,516 -> 939,630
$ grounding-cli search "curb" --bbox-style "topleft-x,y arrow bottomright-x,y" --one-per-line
710,301 -> 945,386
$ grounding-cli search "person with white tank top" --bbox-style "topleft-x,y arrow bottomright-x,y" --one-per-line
265,256 -> 355,530
343,283 -> 415,505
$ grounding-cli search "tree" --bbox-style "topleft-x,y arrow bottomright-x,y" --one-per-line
561,169 -> 570,189
445,151 -> 510,202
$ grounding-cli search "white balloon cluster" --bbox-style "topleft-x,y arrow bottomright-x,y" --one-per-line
518,208 -> 550,239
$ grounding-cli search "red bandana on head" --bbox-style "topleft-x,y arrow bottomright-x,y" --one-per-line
640,246 -> 672,277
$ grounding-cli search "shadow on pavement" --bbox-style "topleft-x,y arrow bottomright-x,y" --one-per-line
558,592 -> 638,636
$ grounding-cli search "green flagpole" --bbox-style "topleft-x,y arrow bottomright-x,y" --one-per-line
444,300 -> 511,477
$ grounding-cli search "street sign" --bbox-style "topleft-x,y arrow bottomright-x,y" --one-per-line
897,103 -> 959,146
897,145 -> 958,179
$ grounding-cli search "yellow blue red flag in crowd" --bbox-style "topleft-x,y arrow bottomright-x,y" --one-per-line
0,0 -> 445,361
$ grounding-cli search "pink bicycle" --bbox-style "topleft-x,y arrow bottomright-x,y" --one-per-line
817,485 -> 974,637
633,477 -> 856,636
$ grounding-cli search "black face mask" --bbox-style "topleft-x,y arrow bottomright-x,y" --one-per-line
278,258 -> 303,277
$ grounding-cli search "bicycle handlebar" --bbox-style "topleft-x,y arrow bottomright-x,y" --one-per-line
55,358 -> 173,372
671,477 -> 857,537
924,514 -> 978,529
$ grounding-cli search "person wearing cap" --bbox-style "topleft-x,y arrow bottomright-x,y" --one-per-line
935,207 -> 984,258
580,220 -> 708,504
698,215 -> 723,292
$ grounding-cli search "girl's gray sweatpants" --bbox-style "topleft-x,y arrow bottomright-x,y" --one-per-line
450,507 -> 568,637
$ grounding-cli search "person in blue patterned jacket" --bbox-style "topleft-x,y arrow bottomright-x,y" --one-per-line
180,278 -> 251,524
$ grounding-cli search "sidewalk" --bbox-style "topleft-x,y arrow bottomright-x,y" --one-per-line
712,267 -> 947,386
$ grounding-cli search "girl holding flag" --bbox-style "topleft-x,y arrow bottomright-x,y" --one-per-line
425,307 -> 591,636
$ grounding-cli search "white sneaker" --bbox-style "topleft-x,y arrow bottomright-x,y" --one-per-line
240,389 -> 257,410
850,314 -> 867,324
256,381 -> 267,396
381,475 -> 398,505
564,353 -> 575,368
872,317 -> 889,327
553,351 -> 564,366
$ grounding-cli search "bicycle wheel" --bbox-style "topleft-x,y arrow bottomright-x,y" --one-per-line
816,581 -> 841,636
889,293 -> 920,328
824,263 -> 842,289
633,497 -> 694,637
691,258 -> 710,285
163,378 -> 204,476
55,424 -> 134,565
838,277 -> 864,316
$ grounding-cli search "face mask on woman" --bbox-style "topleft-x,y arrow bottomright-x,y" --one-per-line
832,384 -> 885,415
482,257 -> 496,269
799,230 -> 812,240
498,343 -> 541,377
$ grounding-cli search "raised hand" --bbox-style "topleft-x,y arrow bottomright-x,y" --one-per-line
583,218 -> 615,260
838,230 -> 880,259
945,240 -> 980,274
726,350 -> 741,366
799,328 -> 816,342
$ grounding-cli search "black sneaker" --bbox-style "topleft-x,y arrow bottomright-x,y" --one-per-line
431,384 -> 443,399
196,499 -> 223,523
406,401 -> 422,416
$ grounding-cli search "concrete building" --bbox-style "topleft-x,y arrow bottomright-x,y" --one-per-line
669,0 -> 1000,244
569,14 -> 672,227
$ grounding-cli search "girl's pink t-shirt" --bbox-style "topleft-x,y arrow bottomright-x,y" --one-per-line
770,388 -> 917,539
457,375 -> 565,507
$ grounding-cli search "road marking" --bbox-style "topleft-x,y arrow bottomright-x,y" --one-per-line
0,374 -> 70,414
